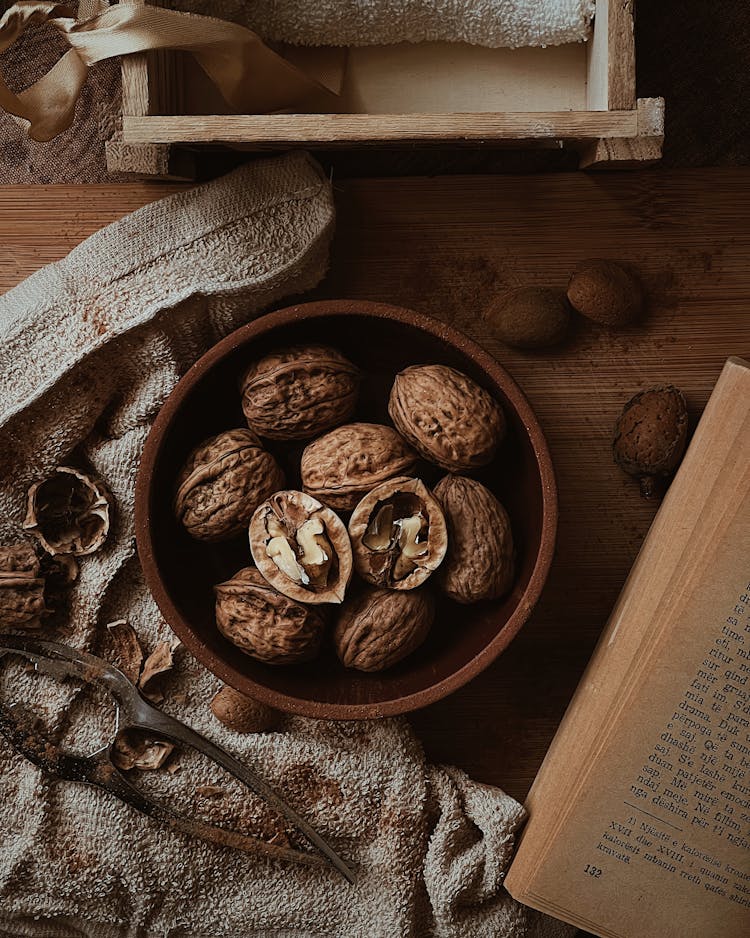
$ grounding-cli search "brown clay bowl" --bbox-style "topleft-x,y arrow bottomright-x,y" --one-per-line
135,300 -> 557,719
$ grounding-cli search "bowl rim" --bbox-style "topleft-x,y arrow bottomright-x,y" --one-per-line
135,299 -> 558,719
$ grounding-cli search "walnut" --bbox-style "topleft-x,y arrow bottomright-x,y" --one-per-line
24,466 -> 111,556
175,428 -> 284,542
433,475 -> 515,603
334,586 -> 435,672
210,685 -> 281,733
567,259 -> 644,327
486,287 -> 570,349
388,364 -> 505,471
0,542 -> 48,630
300,422 -> 417,511
249,491 -> 352,604
348,477 -> 447,590
240,345 -> 360,441
215,567 -> 326,664
613,385 -> 688,498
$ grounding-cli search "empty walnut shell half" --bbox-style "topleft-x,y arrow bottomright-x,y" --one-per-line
175,428 -> 284,542
23,466 -> 111,557
215,567 -> 326,664
348,476 -> 448,590
300,422 -> 418,511
433,475 -> 515,604
249,491 -> 353,604
0,542 -> 48,630
334,586 -> 435,672
240,345 -> 360,441
388,364 -> 506,471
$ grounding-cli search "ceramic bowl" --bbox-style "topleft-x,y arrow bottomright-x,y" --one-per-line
135,300 -> 557,718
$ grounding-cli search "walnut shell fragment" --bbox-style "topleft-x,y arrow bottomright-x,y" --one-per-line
215,567 -> 326,664
249,491 -> 353,604
0,542 -> 48,630
24,466 -> 111,557
138,640 -> 178,704
240,345 -> 360,441
106,619 -> 144,684
111,730 -> 174,772
388,364 -> 506,471
334,586 -> 435,672
211,684 -> 281,733
348,477 -> 447,590
301,422 -> 418,511
175,428 -> 284,542
433,475 -> 515,604
613,385 -> 688,498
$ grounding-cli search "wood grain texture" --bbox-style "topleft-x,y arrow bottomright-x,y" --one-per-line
0,171 -> 748,804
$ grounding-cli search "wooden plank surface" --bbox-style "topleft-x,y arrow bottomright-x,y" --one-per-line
1,170 -> 748,806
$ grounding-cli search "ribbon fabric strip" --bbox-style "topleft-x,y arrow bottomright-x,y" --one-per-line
0,1 -> 337,142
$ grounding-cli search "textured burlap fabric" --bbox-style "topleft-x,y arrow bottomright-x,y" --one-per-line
0,151 -> 573,938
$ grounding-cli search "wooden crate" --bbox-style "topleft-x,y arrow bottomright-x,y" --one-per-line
107,0 -> 664,178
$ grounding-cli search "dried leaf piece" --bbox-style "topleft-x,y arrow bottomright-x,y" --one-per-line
138,640 -> 176,703
0,542 -> 48,630
24,466 -> 111,556
106,619 -> 144,684
111,730 -> 174,772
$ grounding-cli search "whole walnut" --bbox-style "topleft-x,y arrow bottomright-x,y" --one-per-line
0,542 -> 48,630
389,364 -> 505,471
334,586 -> 435,672
567,259 -> 644,327
301,423 -> 417,511
348,476 -> 448,590
250,490 -> 353,604
215,567 -> 326,665
240,345 -> 360,441
175,428 -> 284,542
486,287 -> 570,349
613,385 -> 688,498
433,475 -> 515,603
210,685 -> 281,733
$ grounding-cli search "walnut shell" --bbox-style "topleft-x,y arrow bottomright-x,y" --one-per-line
210,685 -> 280,733
348,477 -> 447,590
249,491 -> 353,604
0,542 -> 47,630
215,567 -> 326,664
175,428 -> 284,542
388,365 -> 506,471
334,586 -> 435,672
567,259 -> 644,327
613,385 -> 688,498
301,423 -> 418,511
240,345 -> 360,441
433,475 -> 515,603
23,466 -> 111,556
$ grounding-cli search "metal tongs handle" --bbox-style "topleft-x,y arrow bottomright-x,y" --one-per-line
0,634 -> 355,884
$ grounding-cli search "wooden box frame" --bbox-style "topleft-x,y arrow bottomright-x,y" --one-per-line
107,0 -> 664,178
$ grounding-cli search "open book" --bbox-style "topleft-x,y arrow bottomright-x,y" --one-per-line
505,357 -> 750,938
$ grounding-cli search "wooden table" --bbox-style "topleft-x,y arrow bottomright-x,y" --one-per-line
2,170 -> 748,806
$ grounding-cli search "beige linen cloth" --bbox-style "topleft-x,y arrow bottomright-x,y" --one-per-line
0,151 -> 573,938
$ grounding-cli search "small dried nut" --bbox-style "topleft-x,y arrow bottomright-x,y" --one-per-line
301,423 -> 418,511
348,477 -> 447,590
485,287 -> 570,349
250,491 -> 352,604
175,428 -> 284,542
567,259 -> 644,327
389,365 -> 505,471
334,586 -> 435,672
613,385 -> 688,498
240,345 -> 360,441
211,685 -> 280,733
0,542 -> 47,630
215,567 -> 326,664
24,466 -> 111,556
433,475 -> 515,603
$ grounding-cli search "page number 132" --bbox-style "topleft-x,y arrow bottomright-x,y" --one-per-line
584,864 -> 603,878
